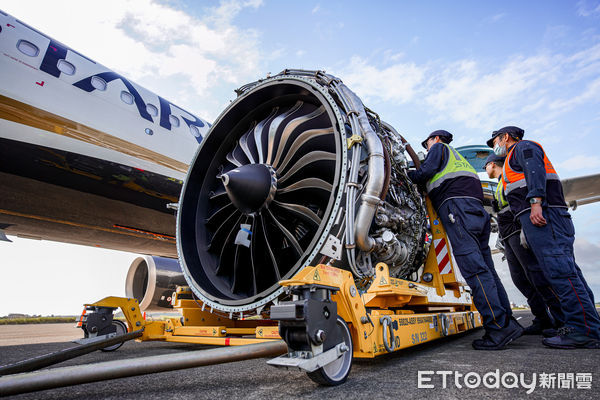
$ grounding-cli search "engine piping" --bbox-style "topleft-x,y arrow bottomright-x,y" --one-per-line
334,83 -> 386,253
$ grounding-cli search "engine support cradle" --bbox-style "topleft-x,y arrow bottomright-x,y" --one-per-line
53,196 -> 482,387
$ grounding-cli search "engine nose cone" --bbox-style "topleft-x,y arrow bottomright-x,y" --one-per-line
221,164 -> 277,214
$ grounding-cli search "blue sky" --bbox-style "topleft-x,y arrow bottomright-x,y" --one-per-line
1,0 -> 600,315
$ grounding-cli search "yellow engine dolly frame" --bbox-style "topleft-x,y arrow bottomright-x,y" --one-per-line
82,198 -> 482,381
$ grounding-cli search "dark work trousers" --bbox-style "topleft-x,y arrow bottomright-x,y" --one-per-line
438,198 -> 512,332
504,233 -> 565,328
520,207 -> 600,339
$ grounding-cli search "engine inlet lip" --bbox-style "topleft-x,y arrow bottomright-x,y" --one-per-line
176,75 -> 347,313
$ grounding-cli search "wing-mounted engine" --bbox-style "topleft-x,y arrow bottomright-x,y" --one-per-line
177,70 -> 427,316
125,256 -> 186,312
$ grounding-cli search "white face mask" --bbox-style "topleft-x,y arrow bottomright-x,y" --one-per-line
493,143 -> 507,156
493,134 -> 507,156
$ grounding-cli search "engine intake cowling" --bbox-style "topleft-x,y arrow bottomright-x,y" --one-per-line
125,256 -> 186,312
177,70 -> 427,316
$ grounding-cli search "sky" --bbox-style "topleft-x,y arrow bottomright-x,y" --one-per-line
1,0 -> 600,316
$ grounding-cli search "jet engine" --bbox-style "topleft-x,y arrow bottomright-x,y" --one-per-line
125,256 -> 186,312
177,70 -> 428,316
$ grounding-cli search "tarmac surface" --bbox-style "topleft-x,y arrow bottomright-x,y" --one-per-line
0,310 -> 598,399
0,323 -> 81,346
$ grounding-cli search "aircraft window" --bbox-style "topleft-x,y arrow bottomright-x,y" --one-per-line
146,104 -> 158,116
120,91 -> 134,105
145,128 -> 154,136
91,76 -> 107,91
169,115 -> 180,128
17,40 -> 39,57
57,59 -> 76,75
190,125 -> 201,138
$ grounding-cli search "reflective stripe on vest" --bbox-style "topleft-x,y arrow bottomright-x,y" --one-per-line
495,176 -> 510,212
502,140 -> 560,195
426,144 -> 478,193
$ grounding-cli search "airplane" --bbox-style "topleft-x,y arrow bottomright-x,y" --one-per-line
1,9 -> 598,312
0,9 -> 210,257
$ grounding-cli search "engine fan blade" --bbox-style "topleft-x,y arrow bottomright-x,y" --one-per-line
278,151 -> 337,184
274,128 -> 334,172
207,209 -> 242,252
269,106 -> 327,167
206,202 -> 236,228
265,208 -> 303,256
277,177 -> 333,195
272,201 -> 321,227
265,101 -> 304,164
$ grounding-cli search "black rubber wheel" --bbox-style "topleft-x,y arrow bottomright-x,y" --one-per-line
99,320 -> 128,352
306,317 -> 353,386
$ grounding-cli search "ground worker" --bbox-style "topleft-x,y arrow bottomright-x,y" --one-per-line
408,130 -> 522,350
488,126 -> 600,349
485,154 -> 564,336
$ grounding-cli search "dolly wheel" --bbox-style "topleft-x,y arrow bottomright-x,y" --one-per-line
307,317 -> 353,386
100,320 -> 128,352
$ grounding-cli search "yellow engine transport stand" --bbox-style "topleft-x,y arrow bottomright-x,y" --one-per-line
80,198 -> 482,386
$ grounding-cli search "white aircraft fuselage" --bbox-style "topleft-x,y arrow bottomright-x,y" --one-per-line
0,10 -> 209,256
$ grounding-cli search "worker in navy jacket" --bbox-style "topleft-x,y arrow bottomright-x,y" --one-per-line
409,130 -> 522,350
485,154 -> 564,336
488,126 -> 600,349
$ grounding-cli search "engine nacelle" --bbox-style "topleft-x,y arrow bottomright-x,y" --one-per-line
125,256 -> 186,312
177,70 -> 427,316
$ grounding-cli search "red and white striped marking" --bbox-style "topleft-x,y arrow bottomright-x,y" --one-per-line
434,238 -> 452,274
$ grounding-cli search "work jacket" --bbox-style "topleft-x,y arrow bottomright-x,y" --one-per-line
503,140 -> 567,217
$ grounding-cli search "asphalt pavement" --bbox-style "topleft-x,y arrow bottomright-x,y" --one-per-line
0,310 -> 598,399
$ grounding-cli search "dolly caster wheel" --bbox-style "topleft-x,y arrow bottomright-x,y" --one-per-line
307,317 -> 353,386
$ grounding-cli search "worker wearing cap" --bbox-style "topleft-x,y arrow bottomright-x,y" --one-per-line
485,154 -> 564,336
408,130 -> 522,350
488,126 -> 600,349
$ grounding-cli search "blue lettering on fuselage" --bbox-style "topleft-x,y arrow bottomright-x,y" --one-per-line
38,40 -> 205,144
40,39 -> 67,78
157,96 -> 206,144
74,72 -> 154,123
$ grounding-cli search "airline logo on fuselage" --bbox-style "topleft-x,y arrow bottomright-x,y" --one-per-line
39,39 -> 208,143
1,15 -> 209,144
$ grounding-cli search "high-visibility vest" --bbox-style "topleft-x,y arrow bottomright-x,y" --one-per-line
503,140 -> 559,195
495,176 -> 509,212
495,175 -> 519,240
502,140 -> 566,216
426,144 -> 478,193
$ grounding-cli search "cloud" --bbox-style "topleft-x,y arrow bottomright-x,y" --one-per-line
334,41 -> 600,134
557,155 -> 600,172
337,56 -> 426,104
312,4 -> 321,14
484,13 -> 507,23
576,0 -> 600,17
424,55 -> 561,130
2,0 -> 266,120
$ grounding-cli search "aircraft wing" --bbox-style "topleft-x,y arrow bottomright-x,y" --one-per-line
562,173 -> 600,208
